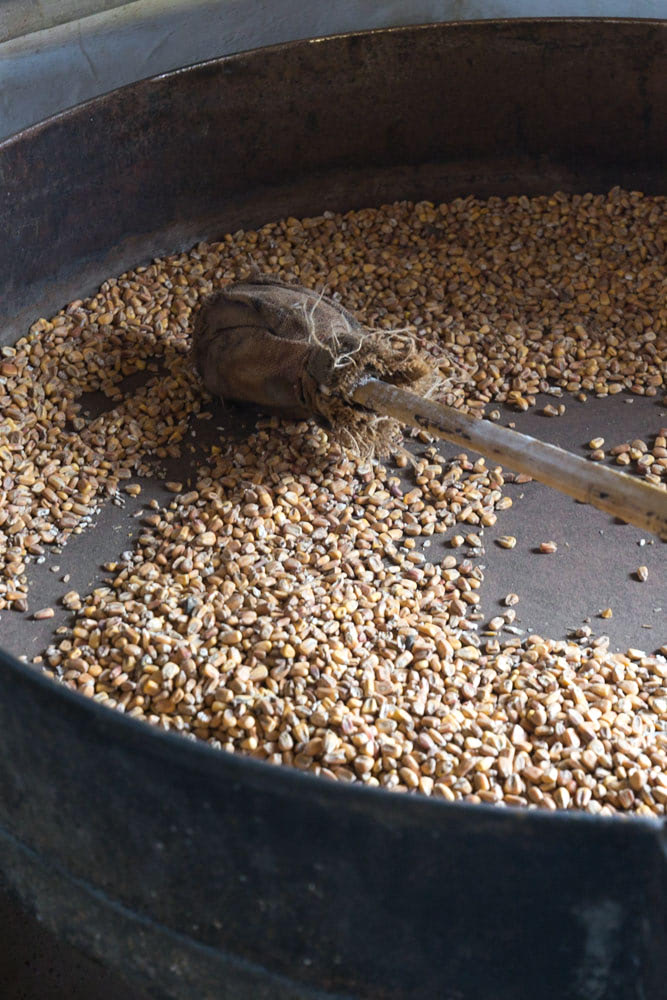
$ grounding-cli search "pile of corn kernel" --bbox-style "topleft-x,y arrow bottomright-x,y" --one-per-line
1,188 -> 665,814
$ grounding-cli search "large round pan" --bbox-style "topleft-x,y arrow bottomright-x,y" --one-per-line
0,19 -> 665,1000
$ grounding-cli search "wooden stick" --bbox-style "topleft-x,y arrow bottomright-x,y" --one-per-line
351,378 -> 667,538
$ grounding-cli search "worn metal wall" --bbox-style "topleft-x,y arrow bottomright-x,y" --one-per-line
0,1 -> 663,140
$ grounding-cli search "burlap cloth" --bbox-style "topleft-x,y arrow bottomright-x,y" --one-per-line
192,275 -> 444,454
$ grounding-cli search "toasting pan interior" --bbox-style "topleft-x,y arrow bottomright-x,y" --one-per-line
0,19 -> 665,1000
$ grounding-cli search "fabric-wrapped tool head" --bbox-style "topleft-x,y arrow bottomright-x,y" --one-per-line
191,275 -> 439,455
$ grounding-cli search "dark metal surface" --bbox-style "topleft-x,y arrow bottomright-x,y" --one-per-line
1,18 -> 665,341
0,18 -> 665,1000
0,874 -> 148,1000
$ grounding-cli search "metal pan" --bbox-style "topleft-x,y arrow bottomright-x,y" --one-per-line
0,20 -> 665,1000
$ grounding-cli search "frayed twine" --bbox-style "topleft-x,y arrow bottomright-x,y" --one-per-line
296,290 -> 467,458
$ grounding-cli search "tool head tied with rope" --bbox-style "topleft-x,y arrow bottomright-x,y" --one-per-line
191,274 -> 447,455
191,274 -> 667,537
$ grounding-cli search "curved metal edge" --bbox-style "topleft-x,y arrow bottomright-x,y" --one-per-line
0,16 -> 664,149
0,819 -> 354,1000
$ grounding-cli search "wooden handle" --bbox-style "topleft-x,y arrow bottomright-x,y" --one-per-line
351,379 -> 667,538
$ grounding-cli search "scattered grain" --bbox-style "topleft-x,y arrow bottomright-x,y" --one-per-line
0,187 -> 664,818
496,536 -> 517,549
539,541 -> 558,554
